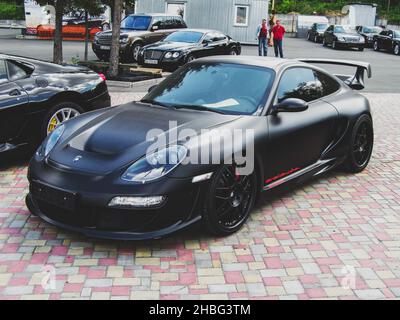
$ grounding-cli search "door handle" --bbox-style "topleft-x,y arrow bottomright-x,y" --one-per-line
9,89 -> 21,96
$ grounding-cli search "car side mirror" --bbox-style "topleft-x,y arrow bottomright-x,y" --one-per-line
272,98 -> 309,115
148,85 -> 157,93
151,25 -> 159,31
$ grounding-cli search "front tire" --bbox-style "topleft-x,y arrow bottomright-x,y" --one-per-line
131,42 -> 143,62
322,38 -> 327,47
358,47 -> 364,51
394,44 -> 400,55
314,35 -> 318,43
332,40 -> 338,50
373,40 -> 379,51
203,166 -> 258,236
42,102 -> 83,139
344,114 -> 374,173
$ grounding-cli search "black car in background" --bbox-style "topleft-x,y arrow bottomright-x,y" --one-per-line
356,26 -> 382,47
0,54 -> 110,155
307,23 -> 328,43
137,29 -> 241,71
93,14 -> 187,62
373,29 -> 400,55
323,25 -> 365,51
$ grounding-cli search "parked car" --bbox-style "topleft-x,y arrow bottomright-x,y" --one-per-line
26,56 -> 373,240
323,25 -> 365,51
137,29 -> 241,71
92,13 -> 187,62
373,29 -> 400,55
0,54 -> 111,155
356,25 -> 382,47
307,23 -> 328,43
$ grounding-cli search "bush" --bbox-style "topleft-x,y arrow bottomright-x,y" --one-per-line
0,2 -> 25,20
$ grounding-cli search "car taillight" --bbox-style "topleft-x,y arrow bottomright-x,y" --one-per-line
98,73 -> 106,82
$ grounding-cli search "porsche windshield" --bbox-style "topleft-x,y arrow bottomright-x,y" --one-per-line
121,15 -> 151,30
163,31 -> 204,43
143,63 -> 275,115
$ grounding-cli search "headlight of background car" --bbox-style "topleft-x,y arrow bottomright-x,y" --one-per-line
122,145 -> 187,183
337,36 -> 345,42
119,36 -> 129,44
41,125 -> 65,157
359,37 -> 365,43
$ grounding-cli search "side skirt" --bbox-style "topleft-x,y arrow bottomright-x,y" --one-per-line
263,158 -> 339,192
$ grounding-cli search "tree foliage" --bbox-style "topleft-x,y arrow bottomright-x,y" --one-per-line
275,0 -> 400,24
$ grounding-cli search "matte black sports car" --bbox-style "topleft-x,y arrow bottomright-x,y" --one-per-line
307,23 -> 328,43
323,25 -> 365,51
373,29 -> 400,55
0,54 -> 111,154
356,25 -> 382,47
26,57 -> 374,240
137,29 -> 241,71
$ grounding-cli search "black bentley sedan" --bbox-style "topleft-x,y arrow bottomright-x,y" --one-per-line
323,25 -> 365,51
356,25 -> 382,47
137,29 -> 241,70
373,29 -> 400,55
27,56 -> 374,240
0,54 -> 110,155
307,23 -> 328,43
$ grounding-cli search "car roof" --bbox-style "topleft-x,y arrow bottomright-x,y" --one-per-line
193,56 -> 301,71
130,13 -> 183,18
169,28 -> 223,34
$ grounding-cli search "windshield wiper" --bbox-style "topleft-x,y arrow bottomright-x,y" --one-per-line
173,104 -> 226,114
140,99 -> 172,109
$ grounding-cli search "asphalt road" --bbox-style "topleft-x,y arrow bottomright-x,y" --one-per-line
0,37 -> 399,93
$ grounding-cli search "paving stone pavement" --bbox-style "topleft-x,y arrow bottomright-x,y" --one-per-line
0,93 -> 399,300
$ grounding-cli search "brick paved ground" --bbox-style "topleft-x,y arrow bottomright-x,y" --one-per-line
0,93 -> 399,300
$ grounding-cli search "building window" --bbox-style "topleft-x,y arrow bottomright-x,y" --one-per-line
166,2 -> 186,19
234,5 -> 249,27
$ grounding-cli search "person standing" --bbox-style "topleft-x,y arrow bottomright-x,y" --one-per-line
256,19 -> 268,57
271,20 -> 286,58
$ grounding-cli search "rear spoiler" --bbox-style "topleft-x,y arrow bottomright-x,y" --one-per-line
298,58 -> 372,90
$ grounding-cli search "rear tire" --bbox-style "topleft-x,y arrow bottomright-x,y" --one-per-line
343,114 -> 374,173
307,33 -> 311,41
203,166 -> 258,236
41,102 -> 84,140
314,35 -> 318,43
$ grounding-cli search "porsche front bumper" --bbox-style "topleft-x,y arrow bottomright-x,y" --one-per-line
26,159 -> 206,240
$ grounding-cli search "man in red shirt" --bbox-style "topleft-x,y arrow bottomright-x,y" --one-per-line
271,20 -> 286,58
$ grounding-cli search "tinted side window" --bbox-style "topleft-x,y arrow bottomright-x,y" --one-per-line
152,17 -> 165,30
0,60 -> 8,85
177,17 -> 186,28
314,71 -> 340,97
7,61 -> 28,81
277,68 -> 323,103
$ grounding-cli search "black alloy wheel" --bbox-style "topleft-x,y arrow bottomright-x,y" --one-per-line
203,166 -> 257,236
345,114 -> 374,173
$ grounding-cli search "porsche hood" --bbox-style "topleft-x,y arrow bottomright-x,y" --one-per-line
48,102 -> 240,175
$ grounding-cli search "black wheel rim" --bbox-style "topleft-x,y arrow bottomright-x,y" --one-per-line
212,166 -> 255,230
353,122 -> 372,167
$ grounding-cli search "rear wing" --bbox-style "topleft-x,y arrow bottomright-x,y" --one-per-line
298,58 -> 372,90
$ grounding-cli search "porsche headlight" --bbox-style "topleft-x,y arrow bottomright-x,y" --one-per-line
164,52 -> 173,59
43,125 -> 65,157
122,145 -> 187,183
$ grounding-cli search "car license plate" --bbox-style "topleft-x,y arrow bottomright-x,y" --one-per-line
30,181 -> 77,211
145,59 -> 158,65
100,45 -> 111,50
